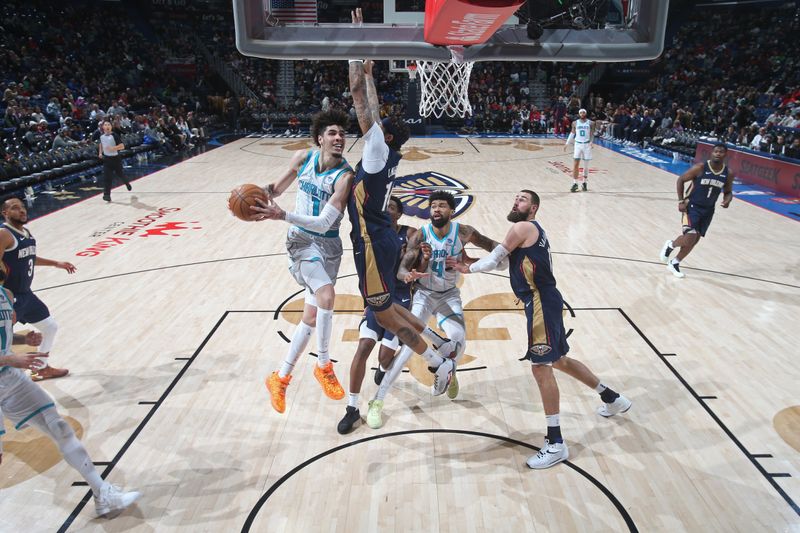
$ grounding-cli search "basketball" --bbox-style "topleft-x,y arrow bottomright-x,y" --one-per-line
228,184 -> 268,221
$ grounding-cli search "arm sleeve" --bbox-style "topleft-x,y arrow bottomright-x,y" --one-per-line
285,203 -> 342,233
468,245 -> 510,273
361,121 -> 390,174
566,132 -> 575,145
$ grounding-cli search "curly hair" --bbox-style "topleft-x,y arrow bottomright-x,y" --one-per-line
310,110 -> 350,147
429,190 -> 455,209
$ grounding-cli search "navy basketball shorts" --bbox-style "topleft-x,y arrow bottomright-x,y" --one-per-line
352,232 -> 401,312
13,291 -> 51,324
522,290 -> 569,365
359,288 -> 412,342
682,204 -> 715,237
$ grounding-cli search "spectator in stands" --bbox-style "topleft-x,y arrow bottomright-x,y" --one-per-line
786,138 -> 800,159
52,128 -> 80,149
771,135 -> 787,156
724,125 -> 738,144
781,109 -> 800,128
288,115 -> 300,135
749,127 -> 766,150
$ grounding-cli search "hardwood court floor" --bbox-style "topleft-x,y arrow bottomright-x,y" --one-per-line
1,136 -> 798,532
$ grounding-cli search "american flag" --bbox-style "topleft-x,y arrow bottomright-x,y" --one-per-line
270,0 -> 317,23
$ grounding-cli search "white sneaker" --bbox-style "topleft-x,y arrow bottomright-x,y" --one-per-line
431,358 -> 455,396
526,441 -> 569,469
436,339 -> 461,360
597,394 -> 632,417
667,261 -> 685,278
94,483 -> 141,517
659,240 -> 673,263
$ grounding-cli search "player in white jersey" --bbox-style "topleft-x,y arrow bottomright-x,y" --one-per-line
249,110 -> 354,414
363,191 -> 504,428
564,108 -> 594,192
0,269 -> 140,517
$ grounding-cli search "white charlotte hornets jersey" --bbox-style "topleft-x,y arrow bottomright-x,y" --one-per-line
575,119 -> 592,143
0,289 -> 13,358
293,150 -> 351,237
416,222 -> 464,292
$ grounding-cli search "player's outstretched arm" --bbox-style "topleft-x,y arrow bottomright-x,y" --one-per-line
34,257 -> 76,273
459,224 -> 499,253
397,229 -> 429,283
251,171 -> 353,233
448,222 -> 533,274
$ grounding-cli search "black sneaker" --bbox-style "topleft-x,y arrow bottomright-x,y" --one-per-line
581,181 -> 588,192
373,366 -> 385,385
103,195 -> 111,202
570,183 -> 579,193
125,182 -> 132,191
337,406 -> 361,434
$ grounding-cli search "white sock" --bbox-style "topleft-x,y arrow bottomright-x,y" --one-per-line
667,240 -> 674,248
670,258 -> 681,265
594,382 -> 607,393
421,326 -> 446,348
315,308 -> 334,366
420,346 -> 445,368
279,321 -> 313,378
378,363 -> 387,372
376,345 -> 414,401
546,413 -> 560,427
347,392 -> 359,408
573,178 -> 578,185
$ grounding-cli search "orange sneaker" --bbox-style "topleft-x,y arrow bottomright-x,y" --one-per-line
265,372 -> 291,413
313,362 -> 345,400
31,366 -> 69,381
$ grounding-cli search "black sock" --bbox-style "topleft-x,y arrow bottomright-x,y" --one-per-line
600,387 -> 620,404
546,425 -> 563,444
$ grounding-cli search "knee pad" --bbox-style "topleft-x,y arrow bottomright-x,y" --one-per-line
299,260 -> 332,294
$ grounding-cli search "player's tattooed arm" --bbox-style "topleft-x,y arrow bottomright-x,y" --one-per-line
398,230 -> 429,283
677,163 -> 703,211
459,224 -> 499,253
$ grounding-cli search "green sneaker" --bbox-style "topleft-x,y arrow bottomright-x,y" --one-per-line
446,370 -> 459,400
367,399 -> 384,429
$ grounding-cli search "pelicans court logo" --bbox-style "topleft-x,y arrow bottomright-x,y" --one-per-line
391,171 -> 474,220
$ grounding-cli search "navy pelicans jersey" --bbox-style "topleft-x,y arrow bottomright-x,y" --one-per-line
416,222 -> 464,293
687,161 -> 728,208
393,225 -> 411,298
509,221 -> 559,300
294,150 -> 351,237
2,224 -> 36,294
348,145 -> 403,244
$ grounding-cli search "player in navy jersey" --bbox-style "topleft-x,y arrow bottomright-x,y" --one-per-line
660,143 -> 734,278
336,196 -> 419,434
347,11 -> 458,398
0,198 -> 75,381
450,190 -> 630,469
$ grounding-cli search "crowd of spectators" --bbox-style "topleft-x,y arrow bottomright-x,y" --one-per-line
587,5 -> 799,159
0,0 -> 235,186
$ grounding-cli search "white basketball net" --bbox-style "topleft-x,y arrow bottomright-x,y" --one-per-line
416,46 -> 474,119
